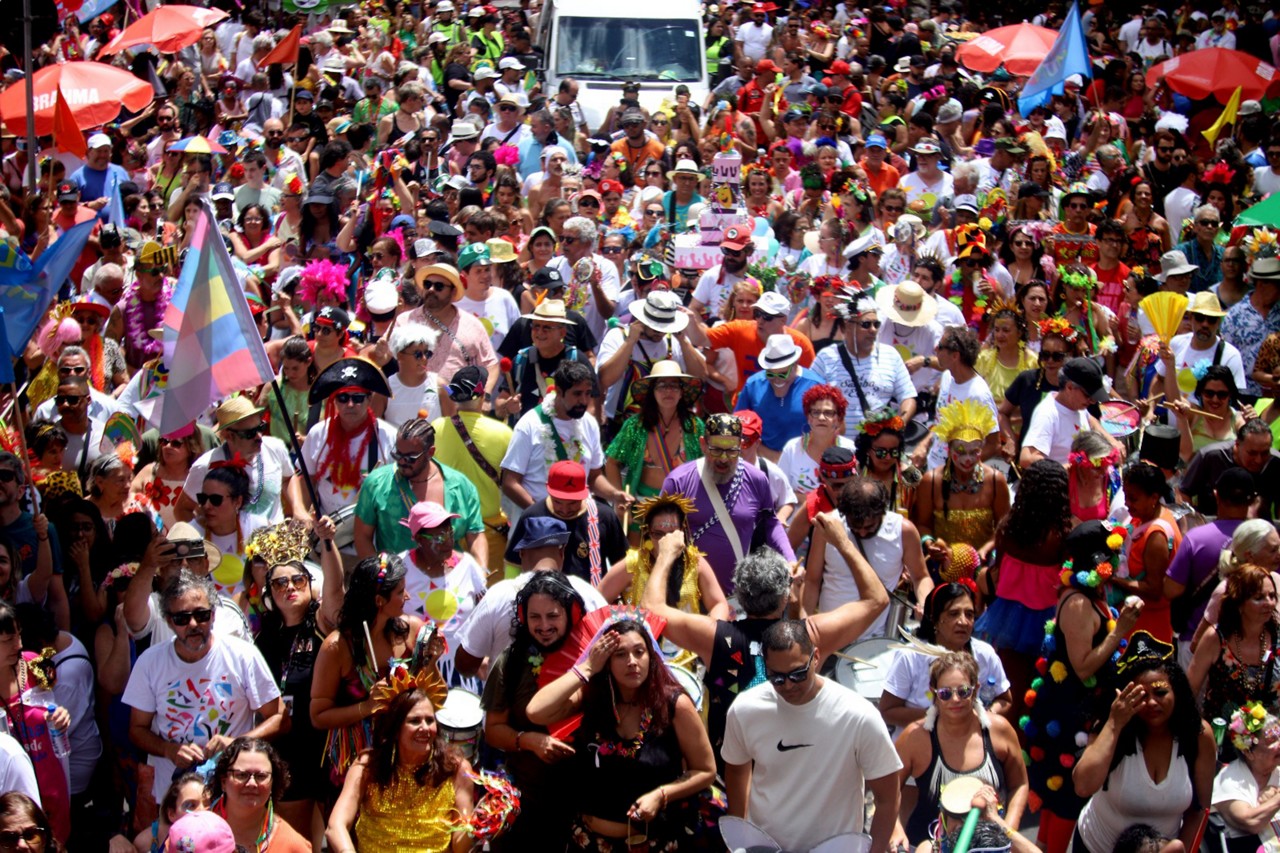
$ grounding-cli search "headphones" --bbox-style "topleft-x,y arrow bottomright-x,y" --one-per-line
259,560 -> 312,613
516,571 -> 585,627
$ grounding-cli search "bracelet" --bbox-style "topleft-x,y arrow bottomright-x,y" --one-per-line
571,664 -> 589,684
659,786 -> 667,808
36,536 -> 48,542
920,535 -> 936,549
514,731 -> 523,751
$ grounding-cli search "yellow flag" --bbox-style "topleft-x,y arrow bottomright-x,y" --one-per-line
1202,86 -> 1242,147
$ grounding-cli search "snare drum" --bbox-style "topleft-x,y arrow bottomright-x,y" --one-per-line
309,504 -> 358,565
832,637 -> 898,706
437,688 -> 483,761
666,664 -> 704,712
1100,401 -> 1141,454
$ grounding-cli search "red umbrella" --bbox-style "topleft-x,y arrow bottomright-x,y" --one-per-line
99,5 -> 228,56
0,61 -> 154,137
1145,48 -> 1280,105
956,23 -> 1059,76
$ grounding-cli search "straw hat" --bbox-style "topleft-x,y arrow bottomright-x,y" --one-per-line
485,238 -> 517,264
630,360 -> 701,404
876,282 -> 939,327
215,396 -> 267,430
415,264 -> 464,302
521,299 -> 575,325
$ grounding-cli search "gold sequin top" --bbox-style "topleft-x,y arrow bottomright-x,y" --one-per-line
932,507 -> 996,550
355,772 -> 457,852
622,547 -> 703,669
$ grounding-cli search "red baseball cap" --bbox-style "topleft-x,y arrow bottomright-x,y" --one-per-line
756,59 -> 780,75
733,410 -> 763,441
828,60 -> 852,76
722,225 -> 753,252
547,460 -> 589,500
598,179 -> 624,196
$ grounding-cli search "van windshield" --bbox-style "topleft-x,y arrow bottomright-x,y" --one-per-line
554,16 -> 702,82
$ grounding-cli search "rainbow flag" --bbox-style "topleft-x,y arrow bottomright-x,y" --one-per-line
160,200 -> 274,434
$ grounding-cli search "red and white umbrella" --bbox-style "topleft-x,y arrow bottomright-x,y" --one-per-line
0,61 -> 154,137
956,23 -> 1060,76
1146,47 -> 1280,104
99,5 -> 229,56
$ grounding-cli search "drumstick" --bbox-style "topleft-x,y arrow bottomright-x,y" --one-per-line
833,650 -> 877,667
1184,406 -> 1224,420
363,621 -> 379,675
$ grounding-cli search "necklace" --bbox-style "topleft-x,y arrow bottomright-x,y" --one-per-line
947,462 -> 985,494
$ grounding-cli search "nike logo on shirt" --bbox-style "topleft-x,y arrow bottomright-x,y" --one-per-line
776,740 -> 813,752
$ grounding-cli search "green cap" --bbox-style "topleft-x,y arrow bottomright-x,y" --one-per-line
457,242 -> 491,270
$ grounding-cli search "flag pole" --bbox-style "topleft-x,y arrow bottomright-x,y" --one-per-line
268,377 -> 331,551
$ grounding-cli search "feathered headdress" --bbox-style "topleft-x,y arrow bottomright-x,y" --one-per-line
986,294 -> 1019,320
1154,112 -> 1189,134
297,259 -> 349,307
932,399 -> 996,444
367,662 -> 449,711
1243,227 -> 1280,263
633,493 -> 698,529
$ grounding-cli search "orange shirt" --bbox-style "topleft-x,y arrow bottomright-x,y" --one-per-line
860,159 -> 901,198
611,137 -> 666,173
707,320 -> 816,398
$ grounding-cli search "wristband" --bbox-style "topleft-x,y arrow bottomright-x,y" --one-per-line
571,664 -> 589,684
920,535 -> 936,549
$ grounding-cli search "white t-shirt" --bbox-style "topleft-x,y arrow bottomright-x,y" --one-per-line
300,418 -> 398,516
933,294 -> 967,329
0,733 -> 40,806
879,320 -> 943,392
692,266 -> 749,319
1152,332 -> 1247,396
194,513 -> 272,599
926,372 -> 1000,470
735,21 -> 774,60
820,511 -> 904,635
385,372 -> 443,428
400,549 -> 489,689
1212,759 -> 1280,838
456,571 -> 608,664
122,635 -> 280,802
458,289 -> 522,349
777,435 -> 856,494
60,418 -> 108,474
546,255 -> 622,341
1254,167 -> 1280,198
1022,393 -> 1089,464
595,327 -> 686,419
185,438 -> 295,522
721,678 -> 903,852
500,406 -> 605,504
52,633 -> 100,795
881,640 -> 1010,711
757,456 -> 798,512
1165,187 -> 1200,232
899,170 -> 954,213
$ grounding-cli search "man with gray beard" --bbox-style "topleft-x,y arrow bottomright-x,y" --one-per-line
661,413 -> 795,592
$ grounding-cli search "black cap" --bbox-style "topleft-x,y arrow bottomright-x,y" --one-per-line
57,181 -> 79,202
1061,357 -> 1108,403
530,267 -> 564,288
1063,520 -> 1117,571
622,79 -> 640,94
447,365 -> 487,402
820,446 -> 855,466
1215,466 -> 1259,505
428,220 -> 463,238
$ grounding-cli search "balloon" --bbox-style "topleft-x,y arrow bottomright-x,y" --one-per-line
213,555 -> 244,591
752,216 -> 770,237
765,237 -> 780,261
425,589 -> 460,624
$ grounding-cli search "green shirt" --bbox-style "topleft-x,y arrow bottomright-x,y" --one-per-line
354,461 -> 483,554
352,96 -> 398,126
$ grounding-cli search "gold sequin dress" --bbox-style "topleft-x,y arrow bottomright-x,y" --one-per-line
355,773 -> 457,852
932,507 -> 996,550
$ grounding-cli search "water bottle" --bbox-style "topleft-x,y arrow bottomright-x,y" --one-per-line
45,705 -> 70,758
979,675 -> 999,707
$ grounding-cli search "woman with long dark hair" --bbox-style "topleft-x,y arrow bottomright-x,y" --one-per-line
311,553 -> 428,785
208,738 -> 310,851
853,408 -> 913,516
880,583 -> 1013,730
1167,364 -> 1248,462
527,617 -> 717,849
327,687 -> 475,852
793,275 -> 846,353
1017,280 -> 1052,354
193,464 -> 271,604
1072,638 -> 1216,853
481,572 -> 586,850
1113,462 -> 1182,643
604,360 -> 705,499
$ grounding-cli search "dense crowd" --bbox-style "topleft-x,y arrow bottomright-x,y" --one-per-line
3,0 -> 1280,851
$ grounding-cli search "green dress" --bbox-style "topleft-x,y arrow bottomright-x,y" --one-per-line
605,415 -> 705,497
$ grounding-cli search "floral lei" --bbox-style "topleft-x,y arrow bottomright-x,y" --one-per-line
124,280 -> 172,360
540,396 -> 587,469
596,707 -> 653,759
1068,446 -> 1122,469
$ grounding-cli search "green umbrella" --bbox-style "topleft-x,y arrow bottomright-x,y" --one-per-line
1236,193 -> 1280,228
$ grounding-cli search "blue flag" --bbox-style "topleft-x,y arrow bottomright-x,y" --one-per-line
0,308 -> 14,385
1017,2 -> 1091,116
0,218 -> 97,359
105,172 -> 126,232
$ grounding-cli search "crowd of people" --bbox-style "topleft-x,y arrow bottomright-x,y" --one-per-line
3,0 -> 1280,851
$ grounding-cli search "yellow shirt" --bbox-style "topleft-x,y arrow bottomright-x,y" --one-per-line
431,412 -> 513,521
976,346 -> 1038,405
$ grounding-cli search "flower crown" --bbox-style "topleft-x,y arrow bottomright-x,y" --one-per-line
933,399 -> 996,445
1068,446 -> 1121,470
368,662 -> 448,711
1059,523 -> 1129,591
1203,161 -> 1237,187
860,407 -> 904,437
1229,701 -> 1276,751
100,562 -> 138,590
1039,316 -> 1079,343
1057,265 -> 1097,292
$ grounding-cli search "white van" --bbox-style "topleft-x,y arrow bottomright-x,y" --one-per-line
536,0 -> 708,132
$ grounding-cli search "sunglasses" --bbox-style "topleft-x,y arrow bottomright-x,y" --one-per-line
56,394 -> 85,405
400,348 -> 431,360
415,529 -> 452,545
722,247 -> 746,257
168,608 -> 214,626
1190,313 -> 1220,323
423,279 -> 455,293
498,104 -> 518,112
560,235 -> 579,245
1011,240 -> 1034,248
1197,219 -> 1221,227
767,656 -> 813,686
1200,388 -> 1230,400
578,199 -> 600,207
393,450 -> 425,463
858,320 -> 882,330
0,828 -> 45,847
230,422 -> 269,439
138,266 -> 166,275
159,437 -> 186,448
872,447 -> 901,459
645,208 -> 663,216
646,170 -> 663,177
196,492 -> 227,507
934,684 -> 976,702
368,251 -> 386,260
882,205 -> 904,214
0,470 -> 17,484
764,369 -> 791,380
336,392 -> 369,405
1157,146 -> 1174,153
1066,201 -> 1089,210
753,308 -> 783,321
269,572 -> 309,591
1040,350 -> 1067,363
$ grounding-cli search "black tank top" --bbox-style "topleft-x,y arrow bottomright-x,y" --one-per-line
906,723 -> 1006,843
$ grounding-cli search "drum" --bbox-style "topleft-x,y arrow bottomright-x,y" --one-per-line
832,637 -> 898,706
309,504 -> 358,565
667,664 -> 704,712
1100,401 -> 1141,454
437,688 -> 484,761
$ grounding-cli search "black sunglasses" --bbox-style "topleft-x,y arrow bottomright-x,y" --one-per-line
336,392 -> 369,405
766,655 -> 814,686
871,447 -> 901,459
269,572 -> 309,591
393,450 -> 425,463
1039,350 -> 1067,363
0,470 -> 17,484
230,422 -> 269,439
168,608 -> 214,626
423,279 -> 454,293
56,394 -> 85,405
196,492 -> 226,507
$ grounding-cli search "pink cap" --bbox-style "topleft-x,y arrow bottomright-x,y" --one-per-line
400,501 -> 460,537
164,811 -> 235,853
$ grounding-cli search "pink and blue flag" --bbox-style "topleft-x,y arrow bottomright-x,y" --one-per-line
160,200 -> 274,434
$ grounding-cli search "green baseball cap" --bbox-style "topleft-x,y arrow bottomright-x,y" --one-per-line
457,242 -> 491,270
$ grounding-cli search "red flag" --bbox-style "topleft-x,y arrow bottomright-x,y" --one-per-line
53,84 -> 85,159
258,24 -> 302,69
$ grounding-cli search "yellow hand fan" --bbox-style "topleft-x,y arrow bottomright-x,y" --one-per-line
1140,291 -> 1188,343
